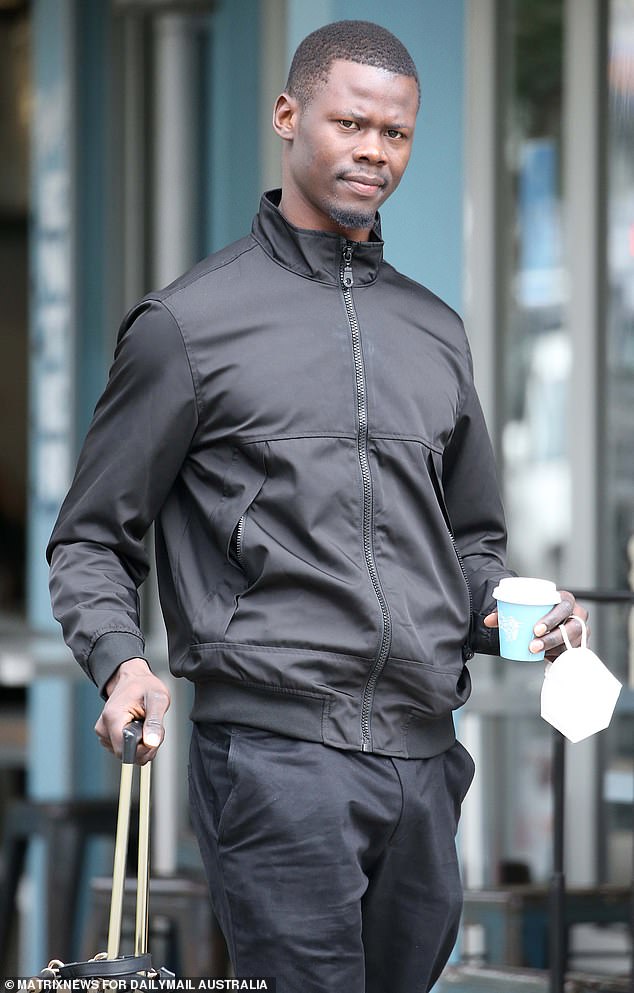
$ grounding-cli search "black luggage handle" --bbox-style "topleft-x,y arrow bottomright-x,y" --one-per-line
122,719 -> 143,764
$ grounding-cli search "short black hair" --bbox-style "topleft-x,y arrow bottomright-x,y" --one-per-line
286,20 -> 420,108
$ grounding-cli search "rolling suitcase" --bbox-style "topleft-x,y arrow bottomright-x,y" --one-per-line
35,721 -> 174,985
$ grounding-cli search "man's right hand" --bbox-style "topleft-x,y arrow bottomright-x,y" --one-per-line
95,657 -> 170,764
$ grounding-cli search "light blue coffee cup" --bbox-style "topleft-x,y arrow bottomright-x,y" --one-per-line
493,577 -> 560,662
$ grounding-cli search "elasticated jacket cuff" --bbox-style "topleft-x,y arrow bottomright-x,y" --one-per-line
470,612 -> 500,655
87,631 -> 147,697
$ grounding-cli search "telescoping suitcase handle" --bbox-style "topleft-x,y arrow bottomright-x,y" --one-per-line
108,720 -> 151,960
39,721 -> 174,984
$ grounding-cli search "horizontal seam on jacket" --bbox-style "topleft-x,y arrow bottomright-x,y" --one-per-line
371,433 -> 443,453
194,677 -> 329,700
235,432 -> 444,451
388,656 -> 465,675
238,431 -> 358,444
190,641 -> 375,662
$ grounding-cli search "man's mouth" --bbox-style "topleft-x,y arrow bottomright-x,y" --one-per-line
340,175 -> 387,196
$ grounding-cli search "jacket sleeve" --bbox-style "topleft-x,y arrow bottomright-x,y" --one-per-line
47,299 -> 199,694
442,370 -> 514,656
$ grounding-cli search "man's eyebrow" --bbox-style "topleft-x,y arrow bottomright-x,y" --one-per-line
337,110 -> 368,122
338,110 -> 413,129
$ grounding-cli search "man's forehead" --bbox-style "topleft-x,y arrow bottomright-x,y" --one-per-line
319,59 -> 420,112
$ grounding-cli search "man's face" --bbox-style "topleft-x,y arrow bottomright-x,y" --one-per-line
274,59 -> 419,241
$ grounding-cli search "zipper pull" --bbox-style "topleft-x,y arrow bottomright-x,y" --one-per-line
341,244 -> 354,288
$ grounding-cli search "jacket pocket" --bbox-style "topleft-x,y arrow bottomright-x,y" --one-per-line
219,449 -> 267,574
187,453 -> 266,641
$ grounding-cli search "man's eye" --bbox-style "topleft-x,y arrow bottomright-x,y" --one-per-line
386,129 -> 405,140
338,120 -> 358,130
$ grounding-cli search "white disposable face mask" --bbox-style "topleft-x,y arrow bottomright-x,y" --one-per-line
540,617 -> 622,743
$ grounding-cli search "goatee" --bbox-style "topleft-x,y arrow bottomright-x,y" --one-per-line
328,203 -> 377,233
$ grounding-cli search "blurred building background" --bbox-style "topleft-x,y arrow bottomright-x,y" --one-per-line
0,0 -> 632,981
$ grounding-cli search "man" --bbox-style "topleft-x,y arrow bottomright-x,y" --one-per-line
48,20 -> 587,993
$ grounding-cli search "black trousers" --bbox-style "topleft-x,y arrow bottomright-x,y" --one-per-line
188,722 -> 474,993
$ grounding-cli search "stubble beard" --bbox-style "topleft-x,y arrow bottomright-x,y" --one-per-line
328,201 -> 377,233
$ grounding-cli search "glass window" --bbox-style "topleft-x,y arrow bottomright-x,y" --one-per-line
474,0 -> 569,886
464,0 -> 633,909
499,0 -> 570,584
602,0 -> 634,677
599,0 -> 634,886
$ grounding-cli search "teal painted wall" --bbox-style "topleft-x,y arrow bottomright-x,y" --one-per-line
287,0 -> 465,312
207,0 -> 262,250
208,1 -> 465,313
74,0 -> 112,443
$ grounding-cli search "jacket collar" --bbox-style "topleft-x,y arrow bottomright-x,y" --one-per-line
251,189 -> 384,287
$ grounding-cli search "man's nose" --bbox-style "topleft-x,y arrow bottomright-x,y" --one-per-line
353,135 -> 387,164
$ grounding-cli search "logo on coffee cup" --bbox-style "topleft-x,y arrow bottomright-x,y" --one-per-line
498,613 -> 521,642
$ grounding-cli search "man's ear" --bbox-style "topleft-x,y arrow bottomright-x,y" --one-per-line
273,92 -> 300,141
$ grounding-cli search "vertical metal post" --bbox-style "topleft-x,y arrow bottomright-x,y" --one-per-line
151,12 -> 199,876
630,794 -> 634,993
630,538 -> 634,992
630,799 -> 634,993
550,729 -> 566,993
463,0 -> 499,429
562,0 -> 605,890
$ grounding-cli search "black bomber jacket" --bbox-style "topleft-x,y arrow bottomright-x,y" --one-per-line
48,190 -> 510,758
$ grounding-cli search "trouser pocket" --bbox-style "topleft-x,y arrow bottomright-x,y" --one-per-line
442,738 -> 476,831
189,722 -> 239,844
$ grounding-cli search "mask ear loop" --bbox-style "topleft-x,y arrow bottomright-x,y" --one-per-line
558,614 -> 587,652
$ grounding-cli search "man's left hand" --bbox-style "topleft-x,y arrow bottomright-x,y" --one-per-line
483,590 -> 589,660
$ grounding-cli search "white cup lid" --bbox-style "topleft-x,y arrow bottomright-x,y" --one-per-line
493,576 -> 561,606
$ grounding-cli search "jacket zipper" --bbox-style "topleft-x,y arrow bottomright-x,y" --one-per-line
449,529 -> 475,661
234,513 -> 246,566
341,243 -> 393,752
